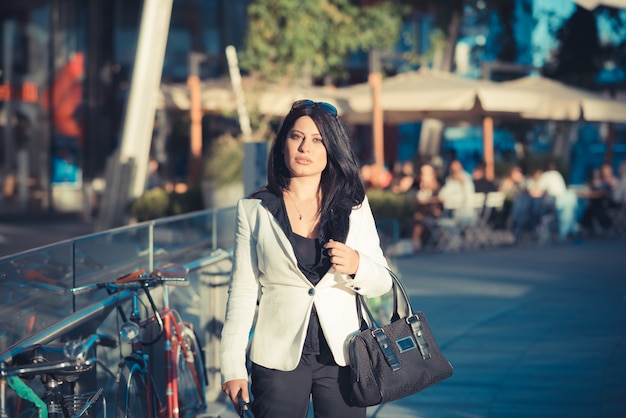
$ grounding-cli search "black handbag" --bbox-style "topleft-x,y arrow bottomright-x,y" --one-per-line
348,268 -> 453,407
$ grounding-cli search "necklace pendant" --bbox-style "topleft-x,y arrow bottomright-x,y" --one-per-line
298,214 -> 302,221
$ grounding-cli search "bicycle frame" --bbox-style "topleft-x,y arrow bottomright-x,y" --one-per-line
113,268 -> 206,418
162,306 -> 205,418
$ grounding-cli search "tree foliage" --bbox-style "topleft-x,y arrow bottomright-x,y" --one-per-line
240,0 -> 403,82
485,0 -> 519,63
399,0 -> 465,71
543,6 -> 603,89
595,6 -> 626,89
395,0 -> 521,72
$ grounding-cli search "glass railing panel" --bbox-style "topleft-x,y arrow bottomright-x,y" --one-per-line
0,242 -> 76,353
215,206 -> 236,250
0,206 -> 237,357
152,210 -> 216,266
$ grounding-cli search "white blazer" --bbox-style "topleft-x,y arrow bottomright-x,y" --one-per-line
220,195 -> 391,383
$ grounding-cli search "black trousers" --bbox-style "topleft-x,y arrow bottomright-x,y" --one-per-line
250,354 -> 365,418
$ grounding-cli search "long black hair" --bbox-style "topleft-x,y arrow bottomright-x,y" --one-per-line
266,101 -> 365,243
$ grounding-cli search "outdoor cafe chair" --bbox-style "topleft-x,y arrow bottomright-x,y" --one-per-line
479,191 -> 507,247
426,194 -> 466,252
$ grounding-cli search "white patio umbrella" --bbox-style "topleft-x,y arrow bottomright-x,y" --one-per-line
157,79 -> 237,113
256,84 -> 353,118
571,0 -> 626,10
499,75 -> 626,123
336,68 -> 546,124
159,79 -> 358,120
332,69 -> 549,180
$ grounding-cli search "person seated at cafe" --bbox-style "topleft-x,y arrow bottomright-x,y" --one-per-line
360,163 -> 392,190
613,161 -> 626,205
500,165 -> 527,200
472,161 -> 497,194
528,162 -> 578,241
439,159 -> 477,223
600,162 -> 619,193
580,164 -> 615,234
500,165 -> 532,236
409,162 -> 442,251
390,160 -> 416,194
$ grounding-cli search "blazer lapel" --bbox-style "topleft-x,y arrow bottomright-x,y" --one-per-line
265,208 -> 298,265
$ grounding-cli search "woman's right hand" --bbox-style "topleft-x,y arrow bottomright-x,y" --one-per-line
222,379 -> 250,413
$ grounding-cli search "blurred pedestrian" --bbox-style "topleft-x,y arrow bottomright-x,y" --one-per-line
600,162 -> 619,194
390,161 -> 415,194
500,165 -> 535,238
614,161 -> 626,204
472,161 -> 497,194
580,163 -> 616,234
146,157 -> 163,190
410,162 -> 442,251
220,100 -> 391,418
529,162 -> 578,240
439,159 -> 477,223
500,165 -> 527,201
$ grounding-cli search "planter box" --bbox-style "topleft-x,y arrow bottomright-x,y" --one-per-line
201,181 -> 244,209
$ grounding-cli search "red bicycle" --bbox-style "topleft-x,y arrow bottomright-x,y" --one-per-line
71,265 -> 207,418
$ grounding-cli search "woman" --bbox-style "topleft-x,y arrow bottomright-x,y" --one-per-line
220,100 -> 392,418
580,164 -> 614,233
439,159 -> 477,223
410,162 -> 442,250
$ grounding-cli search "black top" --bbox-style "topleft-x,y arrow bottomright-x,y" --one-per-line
251,188 -> 333,360
474,178 -> 497,194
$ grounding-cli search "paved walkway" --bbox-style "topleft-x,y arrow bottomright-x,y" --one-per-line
372,236 -> 626,418
208,236 -> 626,418
0,213 -> 95,257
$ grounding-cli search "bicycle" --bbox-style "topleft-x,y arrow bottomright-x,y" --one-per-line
71,265 -> 207,418
0,333 -> 116,418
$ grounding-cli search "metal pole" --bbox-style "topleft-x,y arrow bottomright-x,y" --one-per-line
1,22 -> 16,203
369,50 -> 384,187
225,45 -> 252,142
149,221 -> 154,272
97,0 -> 173,229
1,367 -> 8,418
118,0 -> 173,199
187,52 -> 204,185
483,116 -> 495,181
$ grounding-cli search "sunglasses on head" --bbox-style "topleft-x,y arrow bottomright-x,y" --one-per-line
290,99 -> 338,117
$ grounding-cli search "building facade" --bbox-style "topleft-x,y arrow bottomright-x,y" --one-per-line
0,0 -> 250,214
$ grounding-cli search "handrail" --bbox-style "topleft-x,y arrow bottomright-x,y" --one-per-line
0,290 -> 132,364
183,248 -> 233,271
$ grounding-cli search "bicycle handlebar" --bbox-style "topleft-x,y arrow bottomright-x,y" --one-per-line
70,264 -> 189,296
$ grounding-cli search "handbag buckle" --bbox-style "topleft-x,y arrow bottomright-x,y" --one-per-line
407,315 -> 431,360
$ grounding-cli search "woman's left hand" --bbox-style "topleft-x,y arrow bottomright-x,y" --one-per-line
325,239 -> 359,275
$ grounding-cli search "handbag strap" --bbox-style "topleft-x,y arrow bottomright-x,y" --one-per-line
372,328 -> 401,371
407,314 -> 432,360
354,268 -> 434,364
355,267 -> 414,331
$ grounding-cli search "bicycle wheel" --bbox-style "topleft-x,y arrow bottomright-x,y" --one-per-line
116,359 -> 150,418
175,324 -> 207,417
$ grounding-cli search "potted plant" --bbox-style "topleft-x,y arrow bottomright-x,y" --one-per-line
202,133 -> 245,209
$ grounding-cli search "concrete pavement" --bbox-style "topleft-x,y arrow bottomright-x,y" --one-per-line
375,237 -> 626,418
0,213 -> 95,257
